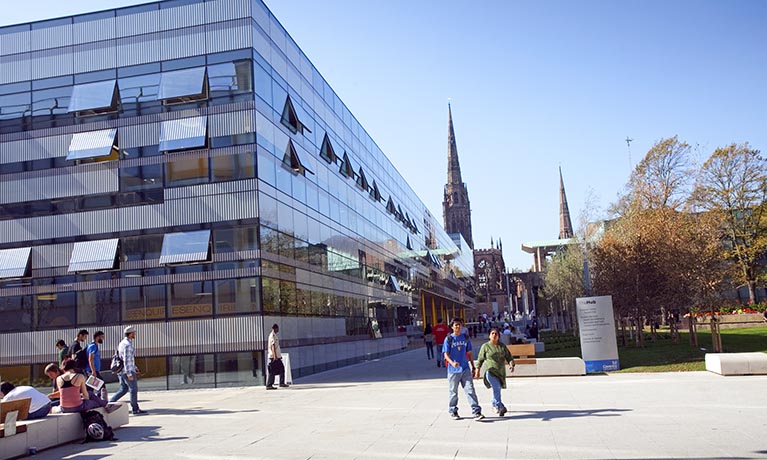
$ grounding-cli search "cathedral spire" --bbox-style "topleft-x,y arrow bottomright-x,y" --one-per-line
447,103 -> 463,185
442,103 -> 473,249
559,166 -> 574,239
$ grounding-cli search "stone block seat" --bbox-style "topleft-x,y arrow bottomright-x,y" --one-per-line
504,343 -> 585,377
705,352 -> 767,376
0,402 -> 129,460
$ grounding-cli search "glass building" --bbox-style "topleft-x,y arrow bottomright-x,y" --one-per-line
0,0 -> 475,389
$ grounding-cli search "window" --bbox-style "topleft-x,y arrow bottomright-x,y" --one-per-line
159,230 -> 211,265
356,167 -> 368,191
0,247 -> 31,279
215,278 -> 260,315
388,275 -> 401,292
169,280 -> 213,318
120,164 -> 163,191
280,95 -> 311,135
282,140 -> 312,176
406,236 -> 413,250
339,152 -> 354,178
68,238 -> 119,272
158,67 -> 208,103
386,196 -> 396,214
165,155 -> 209,187
211,152 -> 255,182
370,180 -> 381,201
67,80 -> 118,114
159,116 -> 208,151
66,128 -> 119,161
319,133 -> 336,164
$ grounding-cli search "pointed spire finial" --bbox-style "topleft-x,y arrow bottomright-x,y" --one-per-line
559,167 -> 574,239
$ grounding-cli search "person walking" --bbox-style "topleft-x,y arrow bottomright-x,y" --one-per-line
69,329 -> 89,373
475,328 -> 515,416
87,331 -> 107,399
109,326 -> 147,415
55,339 -> 69,365
266,323 -> 288,389
432,318 -> 450,368
443,317 -> 484,421
423,324 -> 435,360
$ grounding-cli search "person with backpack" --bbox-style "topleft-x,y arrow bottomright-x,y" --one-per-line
109,326 -> 148,415
69,330 -> 89,373
475,328 -> 515,416
443,317 -> 484,421
432,318 -> 450,368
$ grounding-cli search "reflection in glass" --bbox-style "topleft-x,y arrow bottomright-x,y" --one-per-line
0,247 -> 32,279
121,285 -> 167,322
211,152 -> 254,182
67,80 -> 117,112
67,128 -> 118,161
165,156 -> 209,187
0,296 -> 32,332
68,238 -> 119,272
169,281 -> 213,318
216,352 -> 261,387
215,278 -> 260,315
77,288 -> 120,325
158,67 -> 207,100
159,230 -> 211,265
35,291 -> 76,328
159,116 -> 207,152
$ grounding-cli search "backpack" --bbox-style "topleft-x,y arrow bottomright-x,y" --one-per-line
81,410 -> 115,442
110,349 -> 124,374
70,341 -> 86,369
444,334 -> 469,367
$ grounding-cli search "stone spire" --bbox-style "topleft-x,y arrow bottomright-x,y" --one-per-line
559,166 -> 574,239
443,103 -> 474,249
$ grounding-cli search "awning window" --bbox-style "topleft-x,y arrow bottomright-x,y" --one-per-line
282,139 -> 313,176
66,128 -> 118,161
159,230 -> 211,265
319,133 -> 336,164
159,116 -> 208,152
339,152 -> 354,178
389,275 -> 401,292
158,67 -> 207,101
0,247 -> 32,279
68,80 -> 118,113
68,239 -> 119,272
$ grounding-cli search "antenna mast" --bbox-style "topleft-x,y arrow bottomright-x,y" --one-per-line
625,136 -> 634,170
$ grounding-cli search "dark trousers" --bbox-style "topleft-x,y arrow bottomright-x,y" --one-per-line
267,358 -> 285,386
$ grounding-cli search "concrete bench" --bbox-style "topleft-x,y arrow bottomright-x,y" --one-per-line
503,344 -> 585,377
0,403 -> 129,460
705,352 -> 767,376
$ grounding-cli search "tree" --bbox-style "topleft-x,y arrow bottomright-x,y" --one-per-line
693,143 -> 767,303
623,136 -> 694,212
542,244 -> 586,334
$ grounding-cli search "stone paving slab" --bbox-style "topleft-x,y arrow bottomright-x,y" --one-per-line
28,345 -> 767,460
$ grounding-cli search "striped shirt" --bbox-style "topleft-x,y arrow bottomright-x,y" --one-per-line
118,337 -> 136,374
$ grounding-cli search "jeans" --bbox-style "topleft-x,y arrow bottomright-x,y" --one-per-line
110,371 -> 139,411
425,342 -> 434,359
486,372 -> 505,410
27,402 -> 51,419
447,368 -> 481,415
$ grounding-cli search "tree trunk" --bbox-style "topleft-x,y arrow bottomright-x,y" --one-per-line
689,309 -> 698,347
747,280 -> 757,305
620,317 -> 627,346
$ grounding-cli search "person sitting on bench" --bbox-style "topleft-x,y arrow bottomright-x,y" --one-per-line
57,359 -> 106,413
0,381 -> 51,420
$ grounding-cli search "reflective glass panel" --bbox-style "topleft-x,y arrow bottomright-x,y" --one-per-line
165,156 -> 209,187
68,238 -> 119,272
159,116 -> 207,151
66,128 -> 118,160
169,281 -> 213,318
0,247 -> 31,279
215,278 -> 260,315
67,80 -> 117,112
158,67 -> 206,100
77,288 -> 120,325
159,230 -> 211,264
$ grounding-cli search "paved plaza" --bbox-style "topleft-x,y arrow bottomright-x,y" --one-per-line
32,343 -> 767,460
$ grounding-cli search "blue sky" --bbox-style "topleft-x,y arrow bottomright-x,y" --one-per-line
4,1 -> 766,270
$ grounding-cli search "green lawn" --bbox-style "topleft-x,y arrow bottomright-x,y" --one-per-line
538,327 -> 767,372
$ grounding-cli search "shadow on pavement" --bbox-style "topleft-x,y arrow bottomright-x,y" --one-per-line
145,407 -> 259,416
507,408 -> 632,421
114,425 -> 188,442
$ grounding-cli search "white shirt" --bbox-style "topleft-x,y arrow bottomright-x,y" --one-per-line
2,386 -> 50,412
267,330 -> 281,360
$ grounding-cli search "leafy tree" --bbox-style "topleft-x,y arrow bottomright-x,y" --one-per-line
542,244 -> 586,334
692,143 -> 767,303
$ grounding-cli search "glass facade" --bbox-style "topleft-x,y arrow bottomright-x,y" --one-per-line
0,0 -> 474,388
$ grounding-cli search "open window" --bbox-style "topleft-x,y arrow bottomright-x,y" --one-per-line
66,128 -> 119,162
0,247 -> 31,279
386,196 -> 396,214
159,116 -> 208,152
280,95 -> 311,135
68,238 -> 119,272
319,133 -> 336,164
158,67 -> 208,104
159,230 -> 211,265
68,80 -> 119,115
388,275 -> 401,292
339,152 -> 354,178
282,139 -> 313,176
406,236 -> 413,250
369,180 -> 381,202
356,167 -> 369,191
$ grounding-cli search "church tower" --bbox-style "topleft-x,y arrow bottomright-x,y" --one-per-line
559,166 -> 574,239
442,104 -> 474,249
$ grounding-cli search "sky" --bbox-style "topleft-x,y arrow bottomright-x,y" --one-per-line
3,0 -> 766,270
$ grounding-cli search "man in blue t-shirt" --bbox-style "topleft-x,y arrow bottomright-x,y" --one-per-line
442,317 -> 484,421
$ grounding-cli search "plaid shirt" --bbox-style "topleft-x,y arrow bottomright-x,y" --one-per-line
118,337 -> 136,374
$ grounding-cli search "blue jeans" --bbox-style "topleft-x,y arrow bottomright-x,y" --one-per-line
447,368 -> 481,415
486,372 -> 505,410
27,402 -> 51,419
110,371 -> 139,411
425,342 -> 434,359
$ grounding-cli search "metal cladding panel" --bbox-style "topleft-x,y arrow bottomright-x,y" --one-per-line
0,53 -> 31,84
209,110 -> 254,138
168,318 -> 216,354
164,177 -> 258,200
68,238 -> 119,272
73,16 -> 116,44
0,165 -> 119,204
31,47 -> 73,80
133,321 -> 170,357
120,122 -> 160,149
0,134 -> 70,164
205,18 -> 253,54
164,191 -> 259,225
31,25 -> 72,51
67,128 -> 117,160
0,325 -> 125,365
0,30 -> 31,55
115,33 -> 162,68
115,9 -> 160,38
73,41 -> 117,73
161,26 -> 206,61
0,247 -> 31,279
160,2 -> 207,30
206,0 -> 251,23
215,315 -> 262,352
